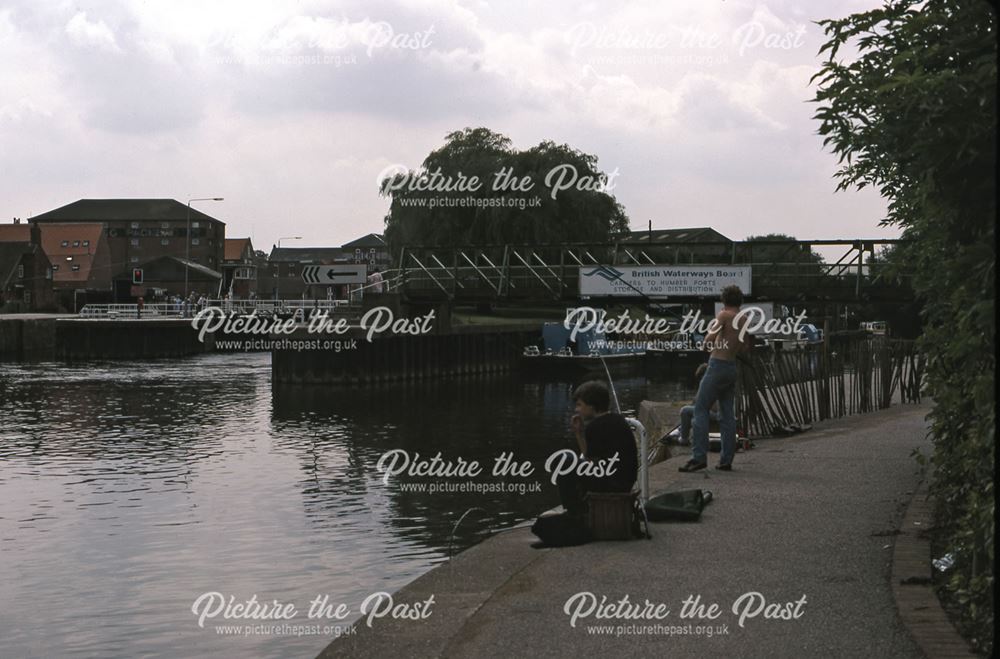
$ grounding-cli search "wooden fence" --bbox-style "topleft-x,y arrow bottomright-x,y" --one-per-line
735,337 -> 924,437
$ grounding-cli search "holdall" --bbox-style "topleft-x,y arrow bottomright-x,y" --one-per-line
644,489 -> 713,522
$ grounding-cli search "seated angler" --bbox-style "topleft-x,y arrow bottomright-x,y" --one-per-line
559,381 -> 639,516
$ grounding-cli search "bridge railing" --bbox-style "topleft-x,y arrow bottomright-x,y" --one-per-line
394,240 -> 912,301
79,299 -> 356,319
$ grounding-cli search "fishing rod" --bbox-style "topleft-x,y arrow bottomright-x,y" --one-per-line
598,354 -> 649,503
599,353 -> 622,414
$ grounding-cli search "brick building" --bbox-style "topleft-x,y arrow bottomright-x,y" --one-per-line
38,223 -> 114,309
222,238 -> 258,298
263,246 -> 349,300
31,199 -> 225,300
0,222 -> 56,312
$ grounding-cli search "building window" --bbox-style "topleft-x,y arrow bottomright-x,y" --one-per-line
131,222 -> 139,229
191,238 -> 200,246
17,264 -> 24,278
73,240 -> 80,247
24,290 -> 31,305
131,238 -> 140,247
161,238 -> 170,246
130,256 -> 139,263
61,240 -> 69,247
82,240 -> 90,247
161,222 -> 169,229
71,264 -> 80,271
191,221 -> 200,228
52,264 -> 59,272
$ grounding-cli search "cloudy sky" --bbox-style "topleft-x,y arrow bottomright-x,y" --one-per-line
0,0 -> 898,253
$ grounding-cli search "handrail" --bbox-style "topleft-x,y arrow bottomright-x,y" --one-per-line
79,299 -> 356,318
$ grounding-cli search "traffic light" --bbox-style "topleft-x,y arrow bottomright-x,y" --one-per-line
132,268 -> 143,284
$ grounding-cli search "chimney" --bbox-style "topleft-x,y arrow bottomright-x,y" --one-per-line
29,219 -> 41,246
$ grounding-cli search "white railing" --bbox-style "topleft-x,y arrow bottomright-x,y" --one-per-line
79,299 -> 355,319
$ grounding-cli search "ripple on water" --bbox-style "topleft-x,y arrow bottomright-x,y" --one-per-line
1,353 -> 693,656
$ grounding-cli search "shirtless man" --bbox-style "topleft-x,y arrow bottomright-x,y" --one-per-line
679,285 -> 749,472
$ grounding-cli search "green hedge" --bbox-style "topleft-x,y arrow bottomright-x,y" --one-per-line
812,1 -> 995,653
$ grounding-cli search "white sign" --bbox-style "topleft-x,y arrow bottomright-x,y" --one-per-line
579,265 -> 752,297
302,264 -> 367,285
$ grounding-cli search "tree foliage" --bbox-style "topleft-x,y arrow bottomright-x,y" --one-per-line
380,127 -> 629,250
744,233 -> 825,303
745,233 -> 825,264
813,1 -> 995,651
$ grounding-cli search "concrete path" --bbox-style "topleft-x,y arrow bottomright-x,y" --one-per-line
319,403 -> 932,659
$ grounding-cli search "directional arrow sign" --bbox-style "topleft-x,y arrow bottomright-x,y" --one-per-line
301,264 -> 367,285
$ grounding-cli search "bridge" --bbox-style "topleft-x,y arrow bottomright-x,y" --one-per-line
393,239 -> 912,304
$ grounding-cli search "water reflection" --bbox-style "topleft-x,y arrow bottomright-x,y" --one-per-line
0,353 -> 695,658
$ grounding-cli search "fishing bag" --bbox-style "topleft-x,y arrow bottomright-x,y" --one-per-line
644,489 -> 713,522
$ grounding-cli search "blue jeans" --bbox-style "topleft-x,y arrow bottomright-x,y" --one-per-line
691,358 -> 738,465
680,405 -> 719,445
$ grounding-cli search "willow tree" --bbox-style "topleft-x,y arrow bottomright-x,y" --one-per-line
380,127 -> 629,251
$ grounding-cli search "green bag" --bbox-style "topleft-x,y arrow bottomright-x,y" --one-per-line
644,489 -> 713,522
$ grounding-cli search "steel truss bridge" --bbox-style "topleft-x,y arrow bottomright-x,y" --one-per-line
392,239 -> 912,304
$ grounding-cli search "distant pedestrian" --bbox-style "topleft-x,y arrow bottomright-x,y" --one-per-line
367,267 -> 385,294
136,297 -> 144,319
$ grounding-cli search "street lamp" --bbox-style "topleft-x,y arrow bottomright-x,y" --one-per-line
185,197 -> 224,297
276,236 -> 302,300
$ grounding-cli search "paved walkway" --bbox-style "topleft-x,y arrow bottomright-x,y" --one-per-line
319,403 -> 933,659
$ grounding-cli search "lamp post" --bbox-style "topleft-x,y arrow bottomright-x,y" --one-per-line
276,236 -> 302,300
185,197 -> 224,298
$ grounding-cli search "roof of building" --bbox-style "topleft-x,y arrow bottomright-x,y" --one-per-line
141,255 -> 222,280
0,242 -> 36,290
224,237 -> 253,261
268,246 -> 349,263
30,199 -> 225,225
626,227 -> 732,243
342,233 -> 386,249
38,223 -> 107,285
0,223 -> 30,243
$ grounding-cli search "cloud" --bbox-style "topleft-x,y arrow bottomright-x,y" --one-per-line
65,11 -> 122,53
0,0 -> 897,250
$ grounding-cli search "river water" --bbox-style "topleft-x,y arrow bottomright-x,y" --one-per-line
0,353 -> 694,657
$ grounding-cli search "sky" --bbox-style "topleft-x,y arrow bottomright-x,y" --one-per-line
0,0 -> 899,253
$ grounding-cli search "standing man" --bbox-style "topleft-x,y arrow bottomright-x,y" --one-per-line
679,285 -> 749,472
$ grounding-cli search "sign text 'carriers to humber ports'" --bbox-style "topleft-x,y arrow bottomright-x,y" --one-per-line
579,265 -> 752,298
